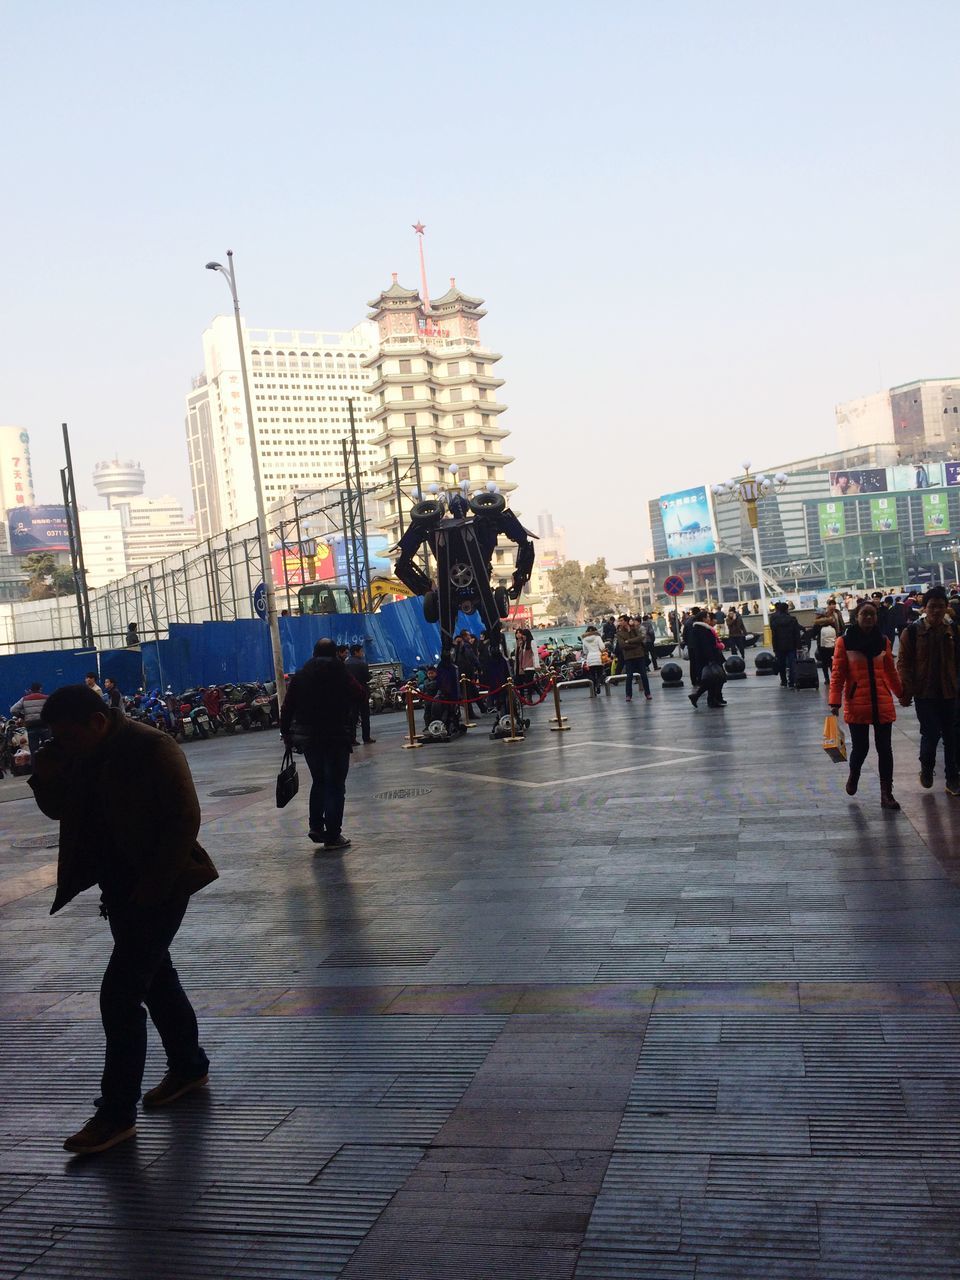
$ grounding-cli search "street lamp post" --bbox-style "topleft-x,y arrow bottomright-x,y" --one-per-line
206,250 -> 285,707
712,464 -> 788,647
862,553 -> 879,592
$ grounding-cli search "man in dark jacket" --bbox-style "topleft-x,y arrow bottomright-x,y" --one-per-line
897,586 -> 960,792
770,601 -> 803,687
345,643 -> 375,745
280,638 -> 365,851
10,682 -> 49,756
28,684 -> 218,1157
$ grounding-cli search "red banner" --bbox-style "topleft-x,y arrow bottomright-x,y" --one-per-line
271,541 -> 335,586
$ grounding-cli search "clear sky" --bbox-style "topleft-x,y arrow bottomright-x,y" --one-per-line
2,0 -> 958,568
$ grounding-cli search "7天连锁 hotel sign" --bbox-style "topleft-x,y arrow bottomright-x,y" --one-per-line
7,505 -> 72,554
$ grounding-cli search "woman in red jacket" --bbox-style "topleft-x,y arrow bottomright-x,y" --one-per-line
828,601 -> 903,810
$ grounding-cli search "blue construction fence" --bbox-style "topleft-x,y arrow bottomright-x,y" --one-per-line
0,647 -> 144,715
0,599 -> 483,707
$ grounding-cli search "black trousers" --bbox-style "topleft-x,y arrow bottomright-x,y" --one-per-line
914,697 -> 958,781
302,744 -> 351,838
848,722 -> 894,786
349,695 -> 371,743
98,895 -> 208,1125
727,636 -> 746,660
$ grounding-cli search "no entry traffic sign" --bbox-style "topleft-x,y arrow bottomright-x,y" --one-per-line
663,574 -> 685,597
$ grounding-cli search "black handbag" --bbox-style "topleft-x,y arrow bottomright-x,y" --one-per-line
276,747 -> 299,809
701,661 -> 726,684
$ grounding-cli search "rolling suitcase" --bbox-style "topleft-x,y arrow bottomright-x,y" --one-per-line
794,656 -> 820,690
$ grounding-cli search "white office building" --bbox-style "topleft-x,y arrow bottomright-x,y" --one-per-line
78,510 -> 127,588
113,495 -> 196,570
185,317 -> 380,539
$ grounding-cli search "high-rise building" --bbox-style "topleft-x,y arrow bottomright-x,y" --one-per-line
78,510 -> 127,588
836,378 -> 960,457
185,317 -> 379,539
113,496 -> 196,570
365,274 -> 515,552
0,426 -> 36,553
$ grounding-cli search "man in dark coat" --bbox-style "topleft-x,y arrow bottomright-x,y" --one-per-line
769,601 -> 803,687
345,643 -> 375,745
28,684 -> 218,1156
280,638 -> 365,851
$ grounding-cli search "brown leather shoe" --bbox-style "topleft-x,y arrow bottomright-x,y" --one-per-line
63,1114 -> 136,1155
143,1071 -> 209,1108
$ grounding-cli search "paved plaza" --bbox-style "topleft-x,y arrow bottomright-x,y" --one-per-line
3,673 -> 960,1277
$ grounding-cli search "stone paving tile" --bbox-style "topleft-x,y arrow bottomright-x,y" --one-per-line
6,686 -> 960,1276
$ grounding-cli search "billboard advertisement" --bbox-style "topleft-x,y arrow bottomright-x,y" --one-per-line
270,540 -> 336,587
7,505 -> 71,554
946,462 -> 960,487
659,486 -> 717,558
331,534 -> 393,584
922,491 -> 950,536
829,468 -> 887,496
888,463 -> 943,491
869,496 -> 898,532
818,501 -> 846,539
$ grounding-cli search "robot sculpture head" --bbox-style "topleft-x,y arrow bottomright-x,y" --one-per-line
394,478 -> 535,656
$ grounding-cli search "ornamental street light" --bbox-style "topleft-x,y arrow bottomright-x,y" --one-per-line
712,464 -> 788,646
206,250 -> 285,706
862,553 -> 880,592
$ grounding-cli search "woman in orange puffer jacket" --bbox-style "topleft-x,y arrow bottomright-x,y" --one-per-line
828,600 -> 903,810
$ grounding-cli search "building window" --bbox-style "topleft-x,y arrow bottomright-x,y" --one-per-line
455,440 -> 467,455
404,412 -> 416,427
450,388 -> 462,402
398,359 -> 412,374
401,386 -> 415,400
454,414 -> 465,428
448,361 -> 460,376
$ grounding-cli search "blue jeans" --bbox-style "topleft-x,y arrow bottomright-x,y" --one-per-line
624,659 -> 650,698
302,744 -> 351,839
914,697 -> 958,781
776,651 -> 797,685
98,895 -> 208,1124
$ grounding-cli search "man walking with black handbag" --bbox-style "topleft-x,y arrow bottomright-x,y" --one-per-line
281,638 -> 365,851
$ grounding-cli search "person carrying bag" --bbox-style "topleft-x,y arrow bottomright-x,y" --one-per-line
828,601 -> 902,810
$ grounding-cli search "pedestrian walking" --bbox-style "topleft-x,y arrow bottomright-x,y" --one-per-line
641,615 -> 659,669
601,615 -> 617,645
102,677 -> 124,711
725,607 -> 747,660
896,586 -> 960,794
812,604 -> 842,681
687,616 -> 727,709
828,602 -> 903,810
280,638 -> 365,850
345,643 -> 376,744
581,625 -> 606,694
10,683 -> 49,757
616,615 -> 652,701
770,601 -> 803,687
512,627 -> 539,695
27,684 -> 218,1155
85,672 -> 104,698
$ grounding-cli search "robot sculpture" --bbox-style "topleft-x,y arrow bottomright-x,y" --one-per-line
394,472 -> 535,660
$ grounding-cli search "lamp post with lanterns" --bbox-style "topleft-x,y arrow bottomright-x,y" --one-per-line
862,553 -> 880,592
711,464 -> 788,646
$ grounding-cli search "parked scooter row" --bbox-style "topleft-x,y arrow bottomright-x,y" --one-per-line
123,682 -> 280,742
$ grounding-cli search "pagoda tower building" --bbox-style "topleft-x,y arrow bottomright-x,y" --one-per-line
366,263 -> 515,569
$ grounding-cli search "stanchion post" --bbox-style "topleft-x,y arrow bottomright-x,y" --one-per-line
549,678 -> 570,732
402,685 -> 422,749
502,678 -> 525,743
460,675 -> 477,728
